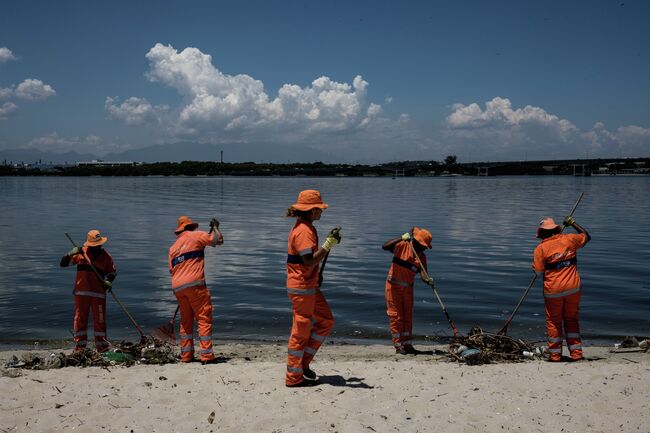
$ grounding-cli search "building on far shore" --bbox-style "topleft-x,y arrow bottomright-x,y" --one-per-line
76,160 -> 139,167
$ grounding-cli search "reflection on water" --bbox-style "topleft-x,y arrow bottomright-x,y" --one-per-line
0,176 -> 648,344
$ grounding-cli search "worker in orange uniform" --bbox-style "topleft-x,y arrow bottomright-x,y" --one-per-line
285,190 -> 340,387
533,216 -> 590,362
382,227 -> 433,355
60,230 -> 116,353
169,216 -> 223,364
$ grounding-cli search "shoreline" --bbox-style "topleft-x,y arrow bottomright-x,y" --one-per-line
2,343 -> 648,432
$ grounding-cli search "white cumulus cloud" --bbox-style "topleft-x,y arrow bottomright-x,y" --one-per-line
0,102 -> 18,119
109,43 -> 381,141
0,87 -> 14,100
0,47 -> 16,63
105,96 -> 167,125
14,79 -> 56,100
447,97 -> 576,136
443,97 -> 650,161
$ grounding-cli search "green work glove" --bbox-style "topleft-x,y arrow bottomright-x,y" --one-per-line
401,232 -> 411,241
103,280 -> 112,292
321,227 -> 342,252
68,247 -> 82,256
563,216 -> 576,227
209,217 -> 220,230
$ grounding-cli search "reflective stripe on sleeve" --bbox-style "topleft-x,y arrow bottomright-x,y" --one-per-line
298,248 -> 313,256
544,287 -> 580,299
287,288 -> 317,295
288,349 -> 304,357
172,280 -> 206,293
74,291 -> 106,299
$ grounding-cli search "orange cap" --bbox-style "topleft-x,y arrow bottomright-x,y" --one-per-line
413,227 -> 432,249
84,229 -> 108,247
175,215 -> 199,234
290,189 -> 329,212
536,217 -> 560,238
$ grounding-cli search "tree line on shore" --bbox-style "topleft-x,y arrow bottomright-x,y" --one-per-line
1,156 -> 648,177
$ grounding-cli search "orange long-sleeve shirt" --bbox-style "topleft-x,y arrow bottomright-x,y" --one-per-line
533,233 -> 588,298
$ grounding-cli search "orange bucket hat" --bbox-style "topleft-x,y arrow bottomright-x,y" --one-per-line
84,229 -> 108,247
413,227 -> 432,249
291,189 -> 329,212
175,215 -> 199,234
536,217 -> 560,238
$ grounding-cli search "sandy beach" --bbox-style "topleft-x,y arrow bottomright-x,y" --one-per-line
1,342 -> 648,433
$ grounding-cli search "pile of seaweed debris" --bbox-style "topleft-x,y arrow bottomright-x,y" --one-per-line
448,326 -> 539,365
4,338 -> 178,371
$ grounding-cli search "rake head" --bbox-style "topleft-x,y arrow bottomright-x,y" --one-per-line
152,321 -> 176,345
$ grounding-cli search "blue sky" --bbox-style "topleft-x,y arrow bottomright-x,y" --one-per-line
1,0 -> 649,162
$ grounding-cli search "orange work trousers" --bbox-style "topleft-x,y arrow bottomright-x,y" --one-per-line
175,285 -> 215,362
545,291 -> 583,361
73,294 -> 108,352
286,290 -> 334,386
385,284 -> 414,350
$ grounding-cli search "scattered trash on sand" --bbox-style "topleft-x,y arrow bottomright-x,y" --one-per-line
612,336 -> 649,352
448,326 -> 540,365
3,338 -> 178,371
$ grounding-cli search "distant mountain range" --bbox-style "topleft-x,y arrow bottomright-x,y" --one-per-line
0,142 -> 334,165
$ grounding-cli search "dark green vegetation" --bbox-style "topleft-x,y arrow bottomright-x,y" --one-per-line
2,157 -> 649,177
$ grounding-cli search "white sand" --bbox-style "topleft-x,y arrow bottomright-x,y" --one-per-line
1,343 -> 648,433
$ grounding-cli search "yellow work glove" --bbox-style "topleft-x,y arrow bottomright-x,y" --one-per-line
563,216 -> 576,227
67,247 -> 83,256
401,232 -> 411,241
321,227 -> 342,252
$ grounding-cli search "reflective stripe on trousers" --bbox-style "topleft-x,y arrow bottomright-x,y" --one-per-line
543,287 -> 580,299
172,279 -> 207,294
74,291 -> 106,299
287,287 -> 318,296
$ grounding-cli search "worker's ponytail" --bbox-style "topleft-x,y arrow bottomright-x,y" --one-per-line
285,207 -> 311,218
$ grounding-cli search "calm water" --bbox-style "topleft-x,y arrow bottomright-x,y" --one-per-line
0,176 -> 648,346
